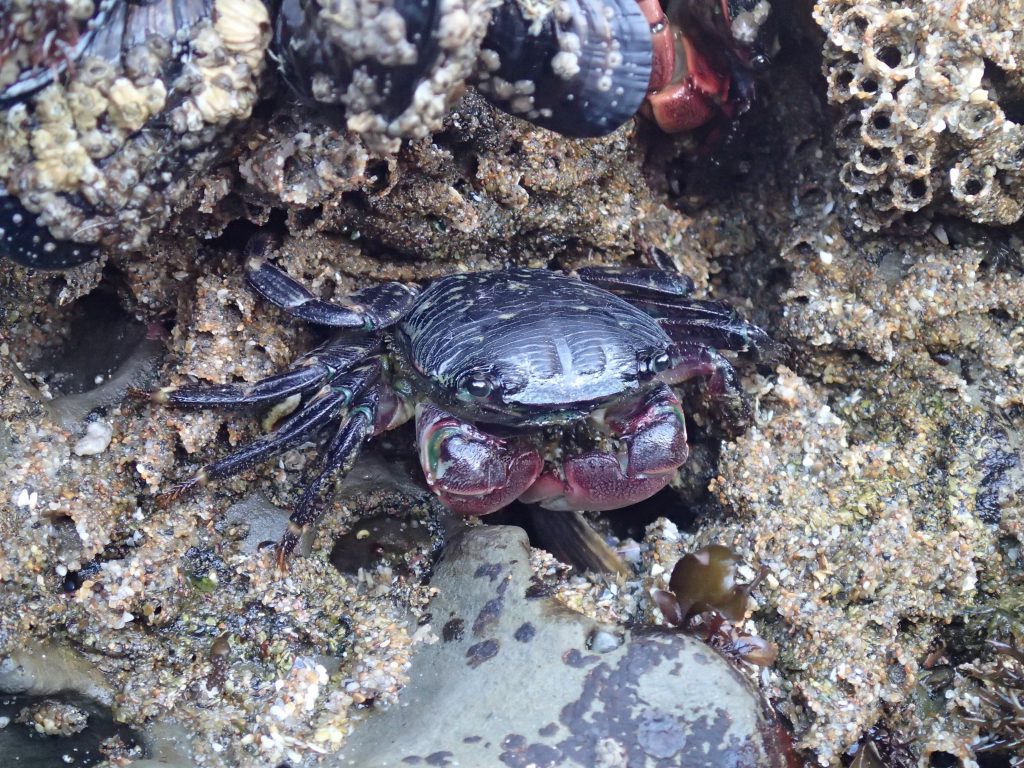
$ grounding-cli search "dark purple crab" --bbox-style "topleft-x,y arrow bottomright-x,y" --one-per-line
1,0 -> 778,270
155,254 -> 770,559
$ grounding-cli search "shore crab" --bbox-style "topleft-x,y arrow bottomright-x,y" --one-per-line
154,249 -> 771,559
0,0 -> 776,269
640,0 -> 776,133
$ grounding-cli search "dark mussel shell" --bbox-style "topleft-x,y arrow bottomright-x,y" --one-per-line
0,191 -> 96,268
0,0 -> 270,269
476,0 -> 653,138
274,0 -> 496,145
1,0 -> 120,102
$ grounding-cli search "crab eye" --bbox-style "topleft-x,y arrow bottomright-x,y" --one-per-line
642,352 -> 672,377
461,373 -> 495,399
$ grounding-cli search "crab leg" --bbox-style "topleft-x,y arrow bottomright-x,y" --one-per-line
644,298 -> 773,358
577,267 -> 773,359
166,364 -> 380,497
576,266 -> 695,298
660,341 -> 750,426
279,385 -> 384,558
247,259 -> 418,330
152,332 -> 382,408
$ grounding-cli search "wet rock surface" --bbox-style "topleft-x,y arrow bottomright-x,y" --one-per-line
336,526 -> 787,768
0,692 -> 140,767
0,0 -> 1023,766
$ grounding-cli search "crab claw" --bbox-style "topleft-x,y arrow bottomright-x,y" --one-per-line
604,383 -> 690,476
415,404 -> 543,516
636,0 -> 733,133
520,384 -> 689,511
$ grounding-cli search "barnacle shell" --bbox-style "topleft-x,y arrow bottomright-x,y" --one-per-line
815,0 -> 1024,228
275,0 -> 653,145
275,0 -> 501,151
0,0 -> 117,99
1,0 -> 655,267
0,0 -> 271,268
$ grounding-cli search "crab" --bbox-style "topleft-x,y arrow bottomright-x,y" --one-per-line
640,0 -> 777,134
154,249 -> 771,560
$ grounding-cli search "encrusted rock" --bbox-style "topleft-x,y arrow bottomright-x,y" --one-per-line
815,0 -> 1024,228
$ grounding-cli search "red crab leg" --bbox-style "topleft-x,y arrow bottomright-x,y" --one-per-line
644,35 -> 729,132
519,384 -> 689,512
637,0 -> 676,94
637,0 -> 733,133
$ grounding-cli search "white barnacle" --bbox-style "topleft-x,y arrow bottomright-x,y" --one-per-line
559,31 -> 582,55
551,52 -> 581,80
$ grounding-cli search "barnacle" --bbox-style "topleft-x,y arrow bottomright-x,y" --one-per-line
815,0 -> 1024,229
1,0 -> 658,268
0,0 -> 272,266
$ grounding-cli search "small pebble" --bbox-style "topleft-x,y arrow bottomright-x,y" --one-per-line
73,421 -> 114,456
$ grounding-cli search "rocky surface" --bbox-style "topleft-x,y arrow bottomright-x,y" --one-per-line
336,526 -> 788,768
1,0 -> 1023,766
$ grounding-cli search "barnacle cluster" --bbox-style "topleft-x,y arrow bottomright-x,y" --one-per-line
0,0 -> 271,264
275,0 -> 499,147
1,0 -> 657,268
815,0 -> 1024,229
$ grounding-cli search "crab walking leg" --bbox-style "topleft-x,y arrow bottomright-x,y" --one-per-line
659,340 -> 751,425
576,268 -> 774,359
278,385 -> 385,558
151,332 -> 382,408
645,298 -> 774,357
246,259 -> 418,330
415,403 -> 543,516
575,266 -> 695,299
520,384 -> 689,511
636,0 -> 675,101
163,364 -> 380,499
636,0 -> 735,133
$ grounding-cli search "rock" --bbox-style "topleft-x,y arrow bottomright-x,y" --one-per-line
73,421 -> 114,456
334,526 -> 788,768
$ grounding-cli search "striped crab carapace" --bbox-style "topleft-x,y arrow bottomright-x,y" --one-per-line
154,253 -> 771,559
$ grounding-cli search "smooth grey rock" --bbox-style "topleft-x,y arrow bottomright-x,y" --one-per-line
333,526 -> 788,768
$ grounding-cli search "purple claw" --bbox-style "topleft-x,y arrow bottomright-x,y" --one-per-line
415,403 -> 542,516
520,384 -> 689,511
